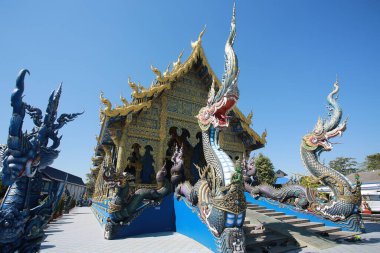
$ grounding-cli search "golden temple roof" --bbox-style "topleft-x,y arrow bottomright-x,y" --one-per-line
99,29 -> 266,146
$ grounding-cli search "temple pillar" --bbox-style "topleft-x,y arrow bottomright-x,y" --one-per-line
158,94 -> 168,169
116,121 -> 129,174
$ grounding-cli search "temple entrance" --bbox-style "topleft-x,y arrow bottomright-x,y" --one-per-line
164,127 -> 206,184
124,143 -> 156,184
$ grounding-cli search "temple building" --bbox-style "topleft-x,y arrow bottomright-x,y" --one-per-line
91,29 -> 266,200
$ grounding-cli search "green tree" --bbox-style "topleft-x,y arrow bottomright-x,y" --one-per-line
363,153 -> 380,171
85,171 -> 96,198
86,166 -> 101,197
299,175 -> 322,189
329,157 -> 358,175
255,154 -> 276,185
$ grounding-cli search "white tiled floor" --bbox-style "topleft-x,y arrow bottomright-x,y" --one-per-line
41,207 -> 212,253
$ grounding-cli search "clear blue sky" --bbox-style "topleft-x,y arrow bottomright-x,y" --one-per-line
0,0 -> 379,181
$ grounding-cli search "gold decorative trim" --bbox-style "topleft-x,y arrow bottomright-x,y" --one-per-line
158,95 -> 168,168
100,91 -> 153,117
212,185 -> 246,215
97,27 -> 266,163
128,77 -> 171,100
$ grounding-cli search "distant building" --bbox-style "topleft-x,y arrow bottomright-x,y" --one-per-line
274,169 -> 289,186
41,166 -> 86,201
275,169 -> 288,178
347,171 -> 380,184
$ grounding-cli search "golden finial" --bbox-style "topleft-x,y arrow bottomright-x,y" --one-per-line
173,50 -> 184,71
163,63 -> 171,77
261,129 -> 267,142
191,26 -> 206,48
128,77 -> 138,91
99,91 -> 112,111
150,65 -> 162,79
120,95 -> 129,106
247,111 -> 253,123
137,82 -> 146,92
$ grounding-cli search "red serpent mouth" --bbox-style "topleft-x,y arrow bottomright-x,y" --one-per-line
214,96 -> 237,127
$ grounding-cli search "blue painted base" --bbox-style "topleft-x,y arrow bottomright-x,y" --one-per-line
174,198 -> 218,252
91,194 -> 175,239
245,193 -> 364,232
92,194 -> 219,250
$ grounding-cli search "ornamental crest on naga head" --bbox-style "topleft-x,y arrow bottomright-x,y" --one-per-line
1,69 -> 83,186
196,5 -> 239,132
302,79 -> 348,153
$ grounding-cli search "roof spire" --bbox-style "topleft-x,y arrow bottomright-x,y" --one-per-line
232,2 -> 236,24
173,50 -> 184,71
191,26 -> 206,48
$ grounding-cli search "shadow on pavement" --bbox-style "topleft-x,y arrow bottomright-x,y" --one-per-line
49,221 -> 74,225
40,245 -> 56,250
108,232 -> 176,240
336,237 -> 380,245
58,217 -> 73,220
45,229 -> 64,234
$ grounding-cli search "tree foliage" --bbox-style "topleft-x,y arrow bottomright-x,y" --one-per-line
362,153 -> 380,171
299,175 -> 322,189
85,171 -> 97,198
329,157 -> 358,175
255,153 -> 276,185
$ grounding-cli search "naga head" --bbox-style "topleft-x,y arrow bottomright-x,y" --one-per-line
1,69 -> 82,185
196,5 -> 239,131
242,154 -> 256,184
302,80 -> 347,152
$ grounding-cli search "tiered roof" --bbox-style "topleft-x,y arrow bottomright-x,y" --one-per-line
95,29 -> 266,158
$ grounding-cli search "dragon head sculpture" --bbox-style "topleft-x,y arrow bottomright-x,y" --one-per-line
302,80 -> 347,153
196,6 -> 239,132
1,69 -> 82,186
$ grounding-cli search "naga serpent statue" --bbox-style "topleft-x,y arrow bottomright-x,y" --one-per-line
103,160 -> 172,239
244,80 -> 363,231
300,80 -> 363,229
0,70 -> 82,253
173,6 -> 247,253
243,155 -> 309,209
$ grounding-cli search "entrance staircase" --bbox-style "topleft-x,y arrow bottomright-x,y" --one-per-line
244,203 -> 360,253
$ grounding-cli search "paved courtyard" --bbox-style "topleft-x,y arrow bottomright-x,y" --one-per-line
41,207 -> 212,253
41,207 -> 380,253
291,222 -> 380,253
